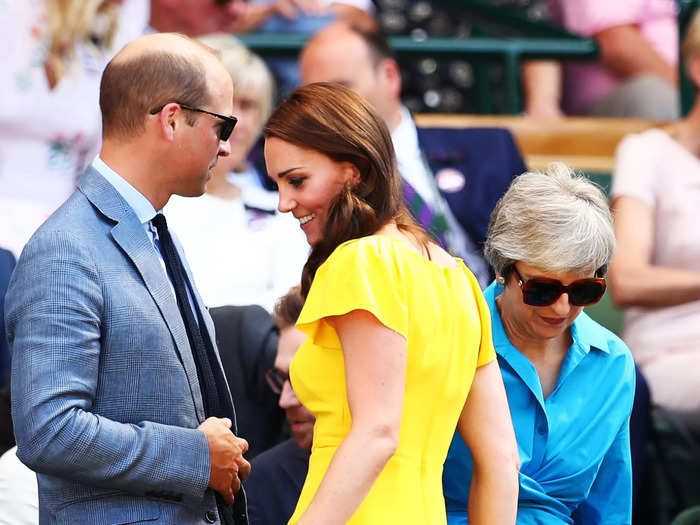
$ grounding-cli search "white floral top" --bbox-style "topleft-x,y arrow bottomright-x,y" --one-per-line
0,0 -> 149,256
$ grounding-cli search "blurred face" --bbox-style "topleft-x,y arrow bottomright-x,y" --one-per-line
151,0 -> 247,36
497,262 -> 591,342
215,92 -> 261,174
265,137 -> 357,247
300,30 -> 396,127
175,64 -> 233,196
273,326 -> 314,451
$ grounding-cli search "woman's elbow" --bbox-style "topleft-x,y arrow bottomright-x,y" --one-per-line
609,278 -> 637,308
608,265 -> 637,308
474,442 -> 520,481
362,423 -> 400,461
500,444 -> 521,478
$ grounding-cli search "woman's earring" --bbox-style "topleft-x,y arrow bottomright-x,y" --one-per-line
496,276 -> 505,284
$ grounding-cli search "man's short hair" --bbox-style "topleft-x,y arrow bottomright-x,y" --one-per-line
100,48 -> 212,139
347,24 -> 393,67
273,286 -> 305,329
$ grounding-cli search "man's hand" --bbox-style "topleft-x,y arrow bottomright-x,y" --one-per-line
198,417 -> 251,504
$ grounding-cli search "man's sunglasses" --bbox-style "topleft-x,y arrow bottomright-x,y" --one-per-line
265,368 -> 289,395
511,266 -> 606,307
149,103 -> 237,141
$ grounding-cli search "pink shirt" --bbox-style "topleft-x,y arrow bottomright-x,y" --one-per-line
612,128 -> 700,423
612,128 -> 700,363
549,0 -> 677,114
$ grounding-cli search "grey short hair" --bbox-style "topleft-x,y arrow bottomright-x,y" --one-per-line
484,162 -> 615,278
198,33 -> 275,138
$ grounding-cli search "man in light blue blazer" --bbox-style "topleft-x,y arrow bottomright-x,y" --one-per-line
6,33 -> 250,525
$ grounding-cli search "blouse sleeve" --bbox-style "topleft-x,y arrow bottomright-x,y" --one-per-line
611,131 -> 659,208
296,238 -> 408,349
473,276 -> 497,368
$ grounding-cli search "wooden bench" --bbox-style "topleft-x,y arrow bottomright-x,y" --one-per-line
414,114 -> 664,175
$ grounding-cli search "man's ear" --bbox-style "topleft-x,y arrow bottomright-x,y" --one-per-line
379,58 -> 402,98
156,102 -> 180,142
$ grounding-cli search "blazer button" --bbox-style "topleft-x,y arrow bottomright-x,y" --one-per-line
204,510 -> 217,523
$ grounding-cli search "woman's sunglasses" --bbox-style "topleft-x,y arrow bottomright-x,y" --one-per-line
511,266 -> 606,307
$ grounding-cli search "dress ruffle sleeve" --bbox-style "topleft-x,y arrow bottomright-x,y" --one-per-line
296,237 -> 408,350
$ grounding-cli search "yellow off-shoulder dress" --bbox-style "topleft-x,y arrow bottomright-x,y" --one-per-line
288,235 -> 495,524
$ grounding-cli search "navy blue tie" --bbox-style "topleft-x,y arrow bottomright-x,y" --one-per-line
151,213 -> 248,525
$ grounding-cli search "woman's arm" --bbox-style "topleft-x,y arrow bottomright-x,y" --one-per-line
522,60 -> 564,119
595,25 -> 677,86
458,360 -> 519,525
609,195 -> 700,307
295,308 -> 406,525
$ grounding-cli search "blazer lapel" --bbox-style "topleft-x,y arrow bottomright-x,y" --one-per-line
78,168 -> 206,421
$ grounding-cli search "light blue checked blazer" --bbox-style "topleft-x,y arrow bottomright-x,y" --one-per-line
6,167 -> 235,525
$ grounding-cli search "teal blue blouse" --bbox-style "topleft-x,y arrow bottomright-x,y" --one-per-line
443,281 -> 635,524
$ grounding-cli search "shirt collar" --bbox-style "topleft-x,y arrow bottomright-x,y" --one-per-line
484,280 -> 611,356
390,105 -> 420,155
92,156 -> 158,224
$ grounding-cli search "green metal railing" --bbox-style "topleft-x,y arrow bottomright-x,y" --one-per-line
235,0 -> 603,113
680,0 -> 699,116
236,33 -> 597,114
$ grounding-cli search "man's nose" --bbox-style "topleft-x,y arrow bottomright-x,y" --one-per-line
218,137 -> 231,157
278,380 -> 300,409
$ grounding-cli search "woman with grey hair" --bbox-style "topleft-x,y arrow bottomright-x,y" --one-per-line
443,163 -> 636,524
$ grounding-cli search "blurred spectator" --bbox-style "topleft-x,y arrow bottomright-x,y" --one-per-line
524,0 -> 679,119
245,286 -> 311,525
209,302 -> 286,459
232,0 -> 375,100
233,0 -> 374,33
0,0 -> 254,258
0,0 -> 149,257
0,447 -> 38,525
149,0 -> 247,35
609,10 -> 700,437
166,35 -> 308,310
299,22 -> 525,287
0,248 -> 16,388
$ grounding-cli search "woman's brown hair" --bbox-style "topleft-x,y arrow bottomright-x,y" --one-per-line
264,82 -> 429,297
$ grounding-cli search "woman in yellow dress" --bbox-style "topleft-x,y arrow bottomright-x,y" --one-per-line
263,82 -> 519,525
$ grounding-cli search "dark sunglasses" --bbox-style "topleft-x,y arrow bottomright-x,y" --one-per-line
265,368 -> 289,395
511,266 -> 606,307
149,103 -> 237,141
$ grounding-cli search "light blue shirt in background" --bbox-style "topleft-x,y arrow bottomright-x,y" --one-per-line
443,280 -> 635,525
